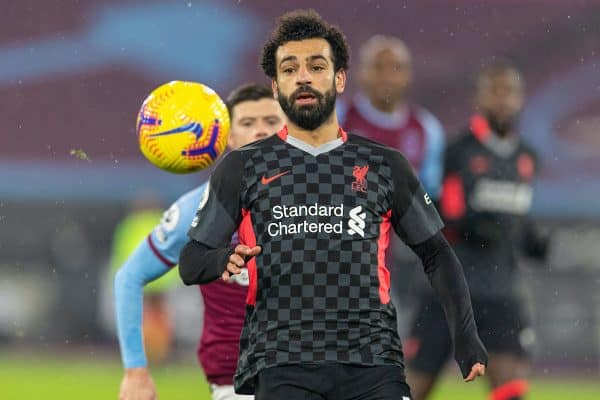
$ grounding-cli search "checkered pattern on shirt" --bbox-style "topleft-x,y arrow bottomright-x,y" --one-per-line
232,134 -> 413,394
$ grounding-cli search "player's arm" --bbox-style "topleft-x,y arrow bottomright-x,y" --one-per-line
389,152 -> 488,381
179,151 -> 258,285
519,217 -> 550,261
438,138 -> 468,235
409,233 -> 487,381
114,234 -> 172,400
518,151 -> 550,261
114,241 -> 173,369
418,109 -> 446,200
114,186 -> 206,399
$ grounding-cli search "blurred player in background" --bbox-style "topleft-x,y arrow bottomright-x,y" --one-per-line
115,83 -> 285,400
406,60 -> 548,400
109,194 -> 177,365
340,34 -> 446,334
340,35 -> 444,199
180,9 -> 486,399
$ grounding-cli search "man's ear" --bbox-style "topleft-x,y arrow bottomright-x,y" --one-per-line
335,69 -> 347,94
271,79 -> 279,99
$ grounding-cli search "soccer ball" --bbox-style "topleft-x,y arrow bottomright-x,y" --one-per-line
136,81 -> 230,174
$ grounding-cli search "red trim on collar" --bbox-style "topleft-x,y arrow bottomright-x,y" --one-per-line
339,127 -> 348,142
470,114 -> 491,142
277,126 -> 288,141
277,125 -> 348,142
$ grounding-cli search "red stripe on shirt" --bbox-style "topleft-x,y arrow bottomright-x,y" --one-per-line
238,209 -> 258,306
377,210 -> 392,304
147,235 -> 176,268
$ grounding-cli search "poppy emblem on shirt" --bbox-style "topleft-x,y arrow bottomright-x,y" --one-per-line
351,165 -> 369,193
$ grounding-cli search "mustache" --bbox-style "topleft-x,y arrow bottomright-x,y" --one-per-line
291,85 -> 323,100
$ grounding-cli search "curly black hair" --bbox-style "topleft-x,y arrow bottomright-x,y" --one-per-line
261,9 -> 350,79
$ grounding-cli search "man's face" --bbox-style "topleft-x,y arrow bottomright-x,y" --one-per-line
476,70 -> 524,133
273,38 -> 345,130
227,98 -> 285,149
359,46 -> 412,109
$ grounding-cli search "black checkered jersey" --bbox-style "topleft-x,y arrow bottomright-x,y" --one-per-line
188,126 -> 443,393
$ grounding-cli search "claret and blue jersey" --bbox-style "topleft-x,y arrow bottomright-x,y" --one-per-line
114,182 -> 249,385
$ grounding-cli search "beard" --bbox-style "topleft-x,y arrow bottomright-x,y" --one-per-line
277,83 -> 337,131
485,112 -> 517,137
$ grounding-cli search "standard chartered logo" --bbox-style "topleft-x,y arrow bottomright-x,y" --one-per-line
266,203 -> 369,238
267,203 -> 344,236
347,205 -> 366,237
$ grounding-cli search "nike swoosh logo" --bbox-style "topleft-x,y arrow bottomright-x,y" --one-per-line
261,170 -> 290,185
148,121 -> 204,140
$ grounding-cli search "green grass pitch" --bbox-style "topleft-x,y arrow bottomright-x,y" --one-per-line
2,351 -> 598,399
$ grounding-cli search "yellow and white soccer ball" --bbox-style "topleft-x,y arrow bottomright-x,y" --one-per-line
136,81 -> 230,174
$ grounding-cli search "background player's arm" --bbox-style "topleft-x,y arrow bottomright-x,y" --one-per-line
179,151 -> 252,285
418,108 -> 446,200
438,139 -> 469,238
519,153 -> 550,262
114,242 -> 173,369
519,217 -> 550,261
114,234 -> 173,400
114,186 -> 206,399
389,152 -> 488,380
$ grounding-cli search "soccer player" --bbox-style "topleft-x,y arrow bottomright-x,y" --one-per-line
115,83 -> 285,400
179,10 -> 487,400
340,35 -> 444,199
405,61 -> 546,400
340,35 -> 446,323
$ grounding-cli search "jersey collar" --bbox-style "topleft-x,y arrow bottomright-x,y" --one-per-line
277,125 -> 348,156
354,93 -> 410,129
470,114 -> 520,158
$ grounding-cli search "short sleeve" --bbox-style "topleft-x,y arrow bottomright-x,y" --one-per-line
149,184 -> 208,263
188,151 -> 245,248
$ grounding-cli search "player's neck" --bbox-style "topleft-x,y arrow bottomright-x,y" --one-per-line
287,112 -> 341,147
369,97 -> 406,113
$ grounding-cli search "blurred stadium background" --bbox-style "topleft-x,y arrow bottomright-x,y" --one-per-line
1,0 -> 599,398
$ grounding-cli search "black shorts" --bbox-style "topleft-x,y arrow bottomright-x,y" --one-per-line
406,296 -> 532,376
255,363 -> 412,400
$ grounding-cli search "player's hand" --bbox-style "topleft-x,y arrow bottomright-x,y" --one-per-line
222,244 -> 261,281
119,367 -> 157,400
464,362 -> 486,382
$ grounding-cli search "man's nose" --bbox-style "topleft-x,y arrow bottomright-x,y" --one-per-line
296,66 -> 312,85
253,123 -> 270,140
